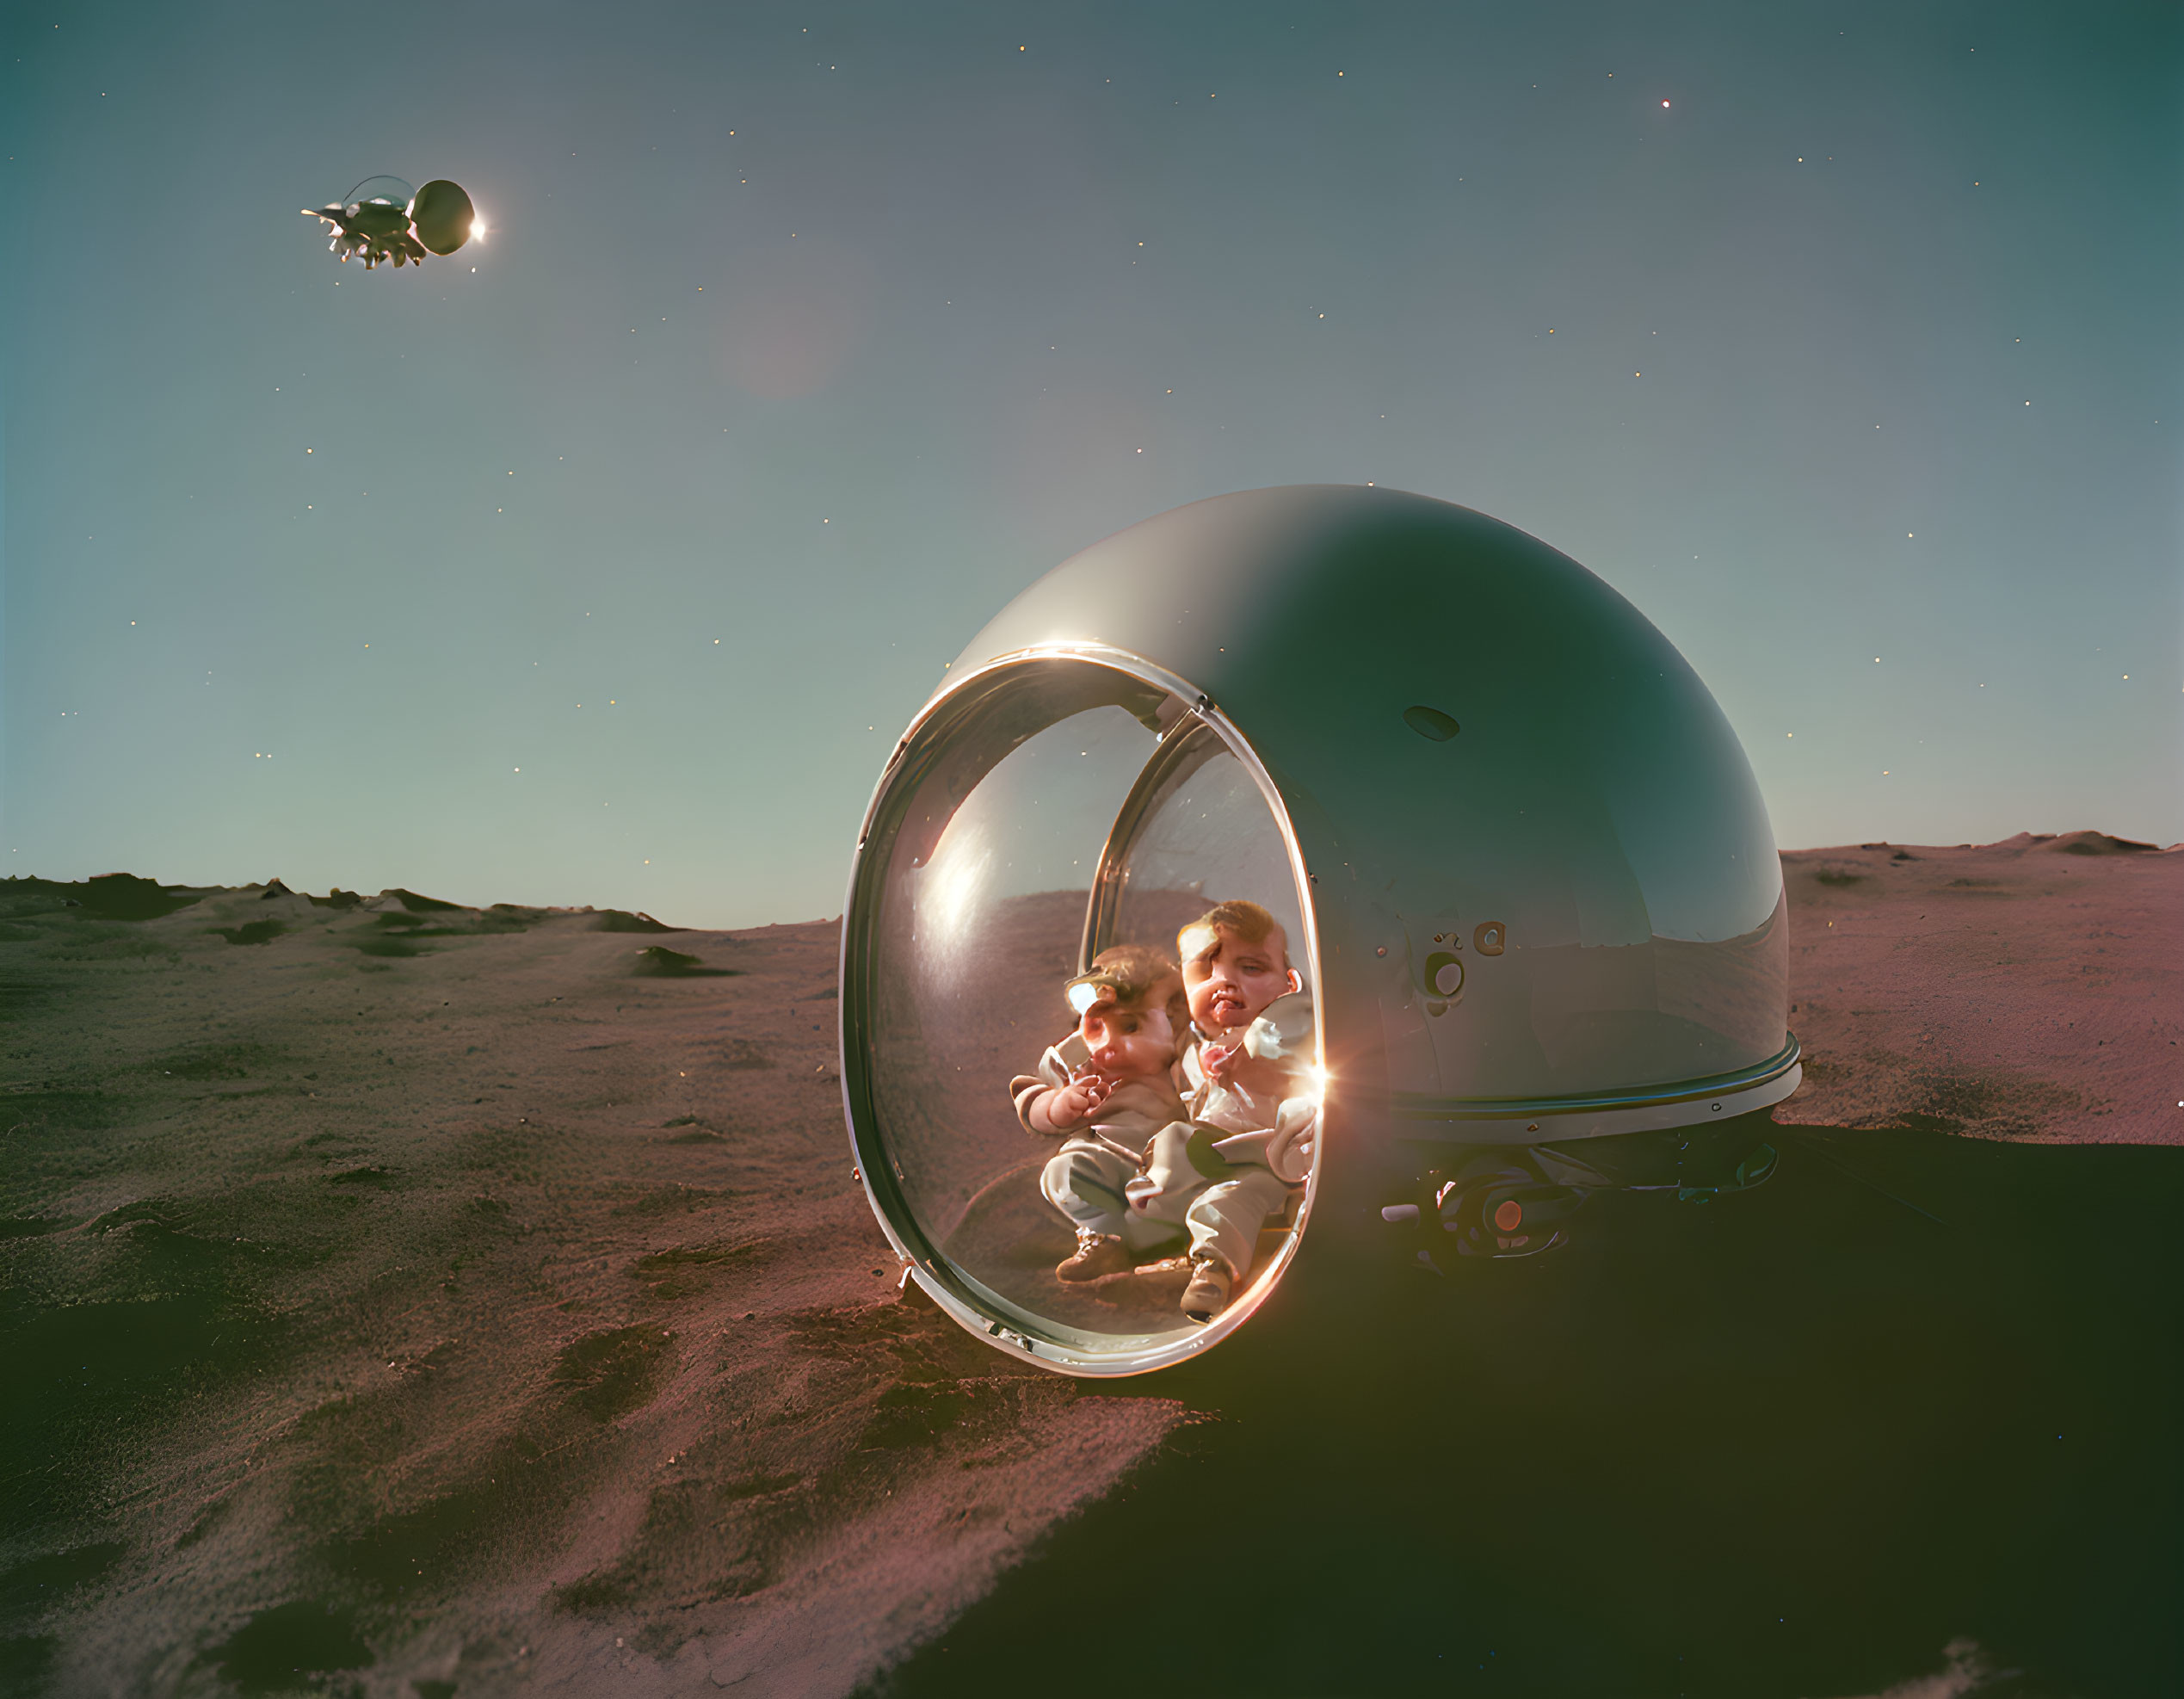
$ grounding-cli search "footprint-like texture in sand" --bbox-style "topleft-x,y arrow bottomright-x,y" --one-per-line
0,879 -> 1181,1696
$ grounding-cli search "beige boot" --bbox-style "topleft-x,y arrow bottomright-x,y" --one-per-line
1181,1254 -> 1231,1320
1055,1230 -> 1134,1283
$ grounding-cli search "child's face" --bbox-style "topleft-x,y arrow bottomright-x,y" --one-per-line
1077,1002 -> 1176,1084
1181,921 -> 1298,1035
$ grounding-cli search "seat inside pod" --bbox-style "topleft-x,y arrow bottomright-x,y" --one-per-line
841,654 -> 1319,1374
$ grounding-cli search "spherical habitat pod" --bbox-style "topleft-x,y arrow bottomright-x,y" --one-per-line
410,179 -> 475,256
839,486 -> 1798,1376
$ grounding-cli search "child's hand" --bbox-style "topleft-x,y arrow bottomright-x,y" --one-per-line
1265,1099 -> 1318,1183
1046,1070 -> 1111,1128
1199,1041 -> 1241,1084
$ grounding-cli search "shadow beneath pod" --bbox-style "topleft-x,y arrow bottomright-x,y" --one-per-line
875,1126 -> 2184,1699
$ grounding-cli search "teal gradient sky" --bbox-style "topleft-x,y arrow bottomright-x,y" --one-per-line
4,2 -> 2176,927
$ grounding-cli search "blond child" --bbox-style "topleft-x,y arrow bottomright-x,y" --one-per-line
1140,899 -> 1318,1320
1011,944 -> 1194,1282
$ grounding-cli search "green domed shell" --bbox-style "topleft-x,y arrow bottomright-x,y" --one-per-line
410,179 -> 474,256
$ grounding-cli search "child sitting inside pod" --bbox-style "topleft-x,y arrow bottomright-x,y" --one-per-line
1010,901 -> 1317,1320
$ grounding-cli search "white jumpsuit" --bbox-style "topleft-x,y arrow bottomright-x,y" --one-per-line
1013,1047 -> 1193,1257
1131,1003 -> 1317,1280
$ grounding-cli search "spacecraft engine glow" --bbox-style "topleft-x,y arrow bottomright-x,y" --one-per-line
840,487 -> 1798,1375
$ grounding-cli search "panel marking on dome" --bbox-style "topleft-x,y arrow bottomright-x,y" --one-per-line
1403,704 -> 1461,741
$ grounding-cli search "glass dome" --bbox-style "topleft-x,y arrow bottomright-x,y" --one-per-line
342,176 -> 416,213
842,487 -> 1801,1377
842,652 -> 1320,1375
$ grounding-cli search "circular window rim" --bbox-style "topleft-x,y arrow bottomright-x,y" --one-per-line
837,642 -> 1327,1378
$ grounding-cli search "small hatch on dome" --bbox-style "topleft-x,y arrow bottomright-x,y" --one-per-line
1404,704 -> 1461,742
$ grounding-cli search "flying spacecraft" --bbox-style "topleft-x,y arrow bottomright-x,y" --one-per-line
302,176 -> 478,269
838,485 -> 1803,1377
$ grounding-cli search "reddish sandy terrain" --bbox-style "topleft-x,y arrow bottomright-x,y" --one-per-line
1,831 -> 2173,1696
0,882 -> 1178,1697
1778,831 -> 2181,1144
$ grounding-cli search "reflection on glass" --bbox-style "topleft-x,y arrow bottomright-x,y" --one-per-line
859,665 -> 1318,1358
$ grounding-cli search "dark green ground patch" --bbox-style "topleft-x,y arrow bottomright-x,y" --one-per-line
83,1199 -> 281,1280
0,981 -> 53,1023
451,1125 -> 577,1185
632,1239 -> 765,1298
0,874 -> 210,922
0,1275 -> 276,1530
717,1472 -> 802,1501
1813,868 -> 1866,887
552,1325 -> 676,1423
595,909 -> 683,934
381,914 -> 532,938
77,874 -> 204,920
860,1381 -> 971,1449
1,1088 -> 127,1134
367,908 -> 533,934
47,927 -> 176,961
153,1041 -> 287,1081
204,1599 -> 371,1694
1890,1112 -> 1964,1134
551,1568 -> 632,1613
321,1387 -> 666,1607
1891,1070 -> 2079,1138
0,1634 -> 56,1694
351,938 -> 428,958
630,945 -> 738,978
379,889 -> 461,913
175,1495 -> 234,1550
2061,834 -> 2156,856
331,1475 -> 507,1599
0,882 -> 82,921
0,1217 -> 73,1239
0,1542 -> 126,1620
631,1240 -> 763,1276
211,919 -> 287,947
613,1183 -> 733,1217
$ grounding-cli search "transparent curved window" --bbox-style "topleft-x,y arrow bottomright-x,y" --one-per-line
344,176 -> 416,210
842,657 -> 1319,1374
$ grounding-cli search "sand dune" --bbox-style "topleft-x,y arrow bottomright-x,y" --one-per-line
1776,832 -> 2180,1143
1,832 -> 2173,1695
